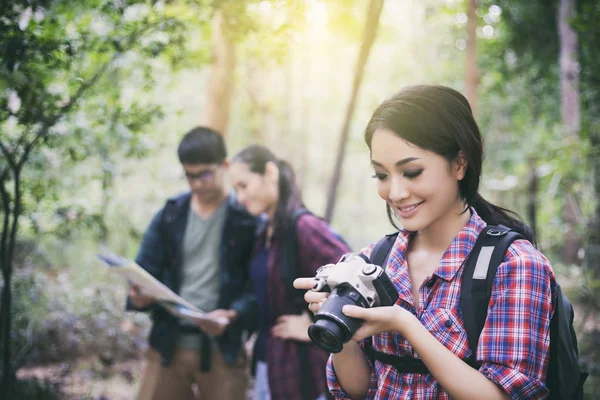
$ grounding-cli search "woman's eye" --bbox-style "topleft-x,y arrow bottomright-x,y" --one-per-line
371,173 -> 388,181
403,169 -> 423,179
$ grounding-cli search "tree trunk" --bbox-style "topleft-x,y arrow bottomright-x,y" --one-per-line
527,156 -> 538,240
465,0 -> 478,116
201,11 -> 236,136
559,0 -> 580,136
588,131 -> 600,274
324,0 -> 384,223
558,0 -> 582,264
0,168 -> 19,393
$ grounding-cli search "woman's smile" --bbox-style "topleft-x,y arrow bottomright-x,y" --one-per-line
393,201 -> 425,218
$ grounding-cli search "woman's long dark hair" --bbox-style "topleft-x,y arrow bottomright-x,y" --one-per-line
365,85 -> 535,243
231,145 -> 303,238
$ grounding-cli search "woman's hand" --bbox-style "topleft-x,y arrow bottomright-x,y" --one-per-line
271,312 -> 312,342
342,304 -> 413,341
293,277 -> 413,341
293,277 -> 329,314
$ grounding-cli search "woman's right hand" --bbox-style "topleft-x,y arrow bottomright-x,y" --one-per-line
293,278 -> 329,315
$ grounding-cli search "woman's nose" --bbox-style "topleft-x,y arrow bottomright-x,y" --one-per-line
388,177 -> 410,202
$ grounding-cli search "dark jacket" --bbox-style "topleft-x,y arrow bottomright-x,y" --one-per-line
128,192 -> 258,367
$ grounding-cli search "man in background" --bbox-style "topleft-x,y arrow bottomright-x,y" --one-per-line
128,126 -> 257,399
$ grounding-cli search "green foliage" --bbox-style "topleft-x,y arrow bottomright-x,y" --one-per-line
0,0 -> 203,242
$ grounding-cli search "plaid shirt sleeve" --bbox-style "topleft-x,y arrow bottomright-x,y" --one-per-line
326,243 -> 381,399
295,214 -> 352,277
326,343 -> 380,399
477,239 -> 556,400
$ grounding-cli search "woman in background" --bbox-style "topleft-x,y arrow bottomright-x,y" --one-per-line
229,145 -> 351,400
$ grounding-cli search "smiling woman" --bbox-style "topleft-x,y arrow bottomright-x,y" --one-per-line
295,85 -> 558,400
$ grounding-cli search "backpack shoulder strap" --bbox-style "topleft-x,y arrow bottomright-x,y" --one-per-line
280,207 -> 314,400
370,232 -> 400,269
364,232 -> 398,356
461,225 -> 524,361
281,207 -> 312,294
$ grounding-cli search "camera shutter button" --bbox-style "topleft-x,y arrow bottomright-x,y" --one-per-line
362,264 -> 377,275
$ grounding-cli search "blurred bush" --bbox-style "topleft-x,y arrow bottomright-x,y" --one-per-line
10,237 -> 151,370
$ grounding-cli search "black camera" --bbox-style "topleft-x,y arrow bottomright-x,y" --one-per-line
307,253 -> 399,353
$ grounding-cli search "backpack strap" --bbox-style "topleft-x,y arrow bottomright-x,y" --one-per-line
366,229 -> 529,374
460,225 -> 523,361
370,232 -> 400,268
281,208 -> 312,305
280,207 -> 313,400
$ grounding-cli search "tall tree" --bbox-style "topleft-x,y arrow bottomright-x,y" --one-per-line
559,0 -> 582,264
202,11 -> 236,135
465,0 -> 479,116
324,0 -> 384,223
0,0 -> 188,391
578,0 -> 600,279
559,0 -> 581,136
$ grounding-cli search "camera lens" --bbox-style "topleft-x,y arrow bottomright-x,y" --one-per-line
308,320 -> 345,353
308,284 -> 369,353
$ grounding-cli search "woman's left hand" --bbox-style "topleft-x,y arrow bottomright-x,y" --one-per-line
343,304 -> 413,342
271,312 -> 312,342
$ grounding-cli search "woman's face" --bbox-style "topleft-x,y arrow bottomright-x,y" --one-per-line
370,128 -> 466,233
229,161 -> 277,217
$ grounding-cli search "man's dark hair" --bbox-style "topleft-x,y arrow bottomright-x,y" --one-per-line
177,126 -> 227,164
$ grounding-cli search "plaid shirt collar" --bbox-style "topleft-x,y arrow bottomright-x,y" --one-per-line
395,207 -> 486,282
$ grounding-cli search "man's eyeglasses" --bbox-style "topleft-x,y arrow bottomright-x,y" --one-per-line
183,166 -> 219,182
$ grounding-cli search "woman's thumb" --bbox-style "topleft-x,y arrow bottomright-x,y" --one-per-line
342,305 -> 365,318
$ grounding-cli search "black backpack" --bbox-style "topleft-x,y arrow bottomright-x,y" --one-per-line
367,225 -> 588,399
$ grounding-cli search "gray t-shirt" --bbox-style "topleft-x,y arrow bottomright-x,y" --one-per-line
179,200 -> 227,314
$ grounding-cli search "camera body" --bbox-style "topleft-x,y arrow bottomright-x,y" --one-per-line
308,253 -> 399,353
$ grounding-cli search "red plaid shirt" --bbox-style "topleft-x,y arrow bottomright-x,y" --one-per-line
265,213 -> 351,400
327,209 -> 557,400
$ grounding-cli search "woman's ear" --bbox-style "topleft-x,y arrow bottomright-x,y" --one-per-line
265,161 -> 280,184
454,151 -> 468,181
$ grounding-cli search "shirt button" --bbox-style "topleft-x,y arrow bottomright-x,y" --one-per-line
444,319 -> 452,328
426,278 -> 436,288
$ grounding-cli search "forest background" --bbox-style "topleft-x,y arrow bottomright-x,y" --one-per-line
1,0 -> 599,398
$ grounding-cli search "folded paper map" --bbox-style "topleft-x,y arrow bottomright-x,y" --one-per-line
97,250 -> 228,326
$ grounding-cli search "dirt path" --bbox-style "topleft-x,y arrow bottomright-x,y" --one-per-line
18,354 -> 256,399
18,357 -> 144,400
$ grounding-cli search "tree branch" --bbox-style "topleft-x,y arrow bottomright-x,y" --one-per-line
16,21 -> 170,169
0,139 -> 16,172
